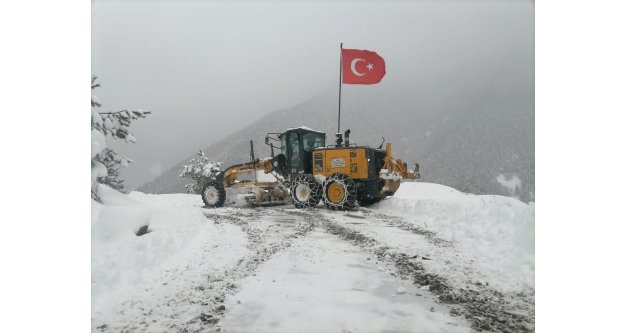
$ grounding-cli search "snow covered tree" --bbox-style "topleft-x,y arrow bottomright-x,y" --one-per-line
97,158 -> 126,192
91,76 -> 150,201
179,150 -> 222,194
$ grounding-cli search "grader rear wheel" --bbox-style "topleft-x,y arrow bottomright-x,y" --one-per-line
289,174 -> 322,208
322,173 -> 357,211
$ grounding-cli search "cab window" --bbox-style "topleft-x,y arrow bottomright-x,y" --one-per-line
279,134 -> 287,155
302,132 -> 325,152
289,132 -> 301,167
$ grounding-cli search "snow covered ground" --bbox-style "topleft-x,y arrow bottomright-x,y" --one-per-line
92,187 -> 250,331
376,182 -> 534,292
221,231 -> 469,333
92,182 -> 534,332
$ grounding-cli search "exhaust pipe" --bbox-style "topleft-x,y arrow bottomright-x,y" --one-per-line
335,132 -> 343,147
344,129 -> 351,147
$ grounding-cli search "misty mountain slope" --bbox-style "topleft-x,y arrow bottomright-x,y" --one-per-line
139,72 -> 534,201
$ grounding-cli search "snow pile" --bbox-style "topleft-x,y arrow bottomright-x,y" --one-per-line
91,186 -> 249,328
91,186 -> 150,243
379,182 -> 535,291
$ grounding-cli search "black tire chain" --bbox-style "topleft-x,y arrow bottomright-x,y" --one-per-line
201,180 -> 226,207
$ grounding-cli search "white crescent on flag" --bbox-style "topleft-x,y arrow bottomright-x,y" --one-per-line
350,58 -> 366,76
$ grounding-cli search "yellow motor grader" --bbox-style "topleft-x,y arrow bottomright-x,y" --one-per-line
201,127 -> 419,210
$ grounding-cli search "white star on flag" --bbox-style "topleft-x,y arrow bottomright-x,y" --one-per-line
366,63 -> 374,71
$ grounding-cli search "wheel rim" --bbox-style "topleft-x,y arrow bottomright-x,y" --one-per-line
204,187 -> 219,204
295,184 -> 311,201
327,182 -> 345,204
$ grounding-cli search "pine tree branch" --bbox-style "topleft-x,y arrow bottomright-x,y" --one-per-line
98,110 -> 152,116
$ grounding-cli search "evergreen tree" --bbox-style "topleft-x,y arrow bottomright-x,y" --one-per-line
179,150 -> 222,194
98,158 -> 126,192
91,76 -> 150,201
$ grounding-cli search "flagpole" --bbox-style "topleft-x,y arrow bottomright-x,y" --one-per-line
338,42 -> 343,134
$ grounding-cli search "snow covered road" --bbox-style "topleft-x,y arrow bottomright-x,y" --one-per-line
221,230 -> 469,333
92,183 -> 535,332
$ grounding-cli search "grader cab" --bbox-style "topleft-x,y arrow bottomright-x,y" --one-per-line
201,126 -> 419,211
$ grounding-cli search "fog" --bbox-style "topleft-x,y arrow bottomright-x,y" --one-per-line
92,0 -> 533,189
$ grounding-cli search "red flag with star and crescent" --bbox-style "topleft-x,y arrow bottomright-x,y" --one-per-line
341,48 -> 386,84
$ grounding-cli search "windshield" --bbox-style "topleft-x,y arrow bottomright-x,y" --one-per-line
302,132 -> 325,151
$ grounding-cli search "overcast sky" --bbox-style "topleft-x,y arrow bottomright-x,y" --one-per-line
92,0 -> 533,189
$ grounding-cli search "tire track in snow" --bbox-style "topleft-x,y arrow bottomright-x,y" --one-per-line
93,220 -> 250,333
112,204 -> 532,333
360,208 -> 454,247
295,208 -> 535,333
186,207 -> 317,332
219,230 -> 471,333
95,208 -> 317,333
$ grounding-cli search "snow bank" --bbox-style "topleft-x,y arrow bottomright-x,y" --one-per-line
91,186 -> 249,326
92,186 -> 150,243
379,182 -> 535,291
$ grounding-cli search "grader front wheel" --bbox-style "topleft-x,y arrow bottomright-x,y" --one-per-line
322,173 -> 357,211
289,174 -> 322,208
201,181 -> 226,208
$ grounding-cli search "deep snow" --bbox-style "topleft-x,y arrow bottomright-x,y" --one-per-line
377,182 -> 535,291
91,186 -> 250,331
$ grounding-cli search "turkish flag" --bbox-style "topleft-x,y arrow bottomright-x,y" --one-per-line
341,49 -> 386,85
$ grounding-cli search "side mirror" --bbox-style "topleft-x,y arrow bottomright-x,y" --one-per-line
264,137 -> 269,145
